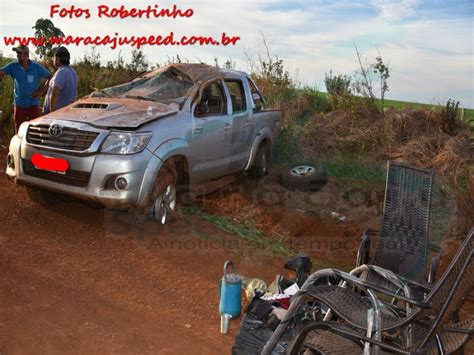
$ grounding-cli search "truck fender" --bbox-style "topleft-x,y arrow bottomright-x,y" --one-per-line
244,127 -> 272,171
136,138 -> 189,208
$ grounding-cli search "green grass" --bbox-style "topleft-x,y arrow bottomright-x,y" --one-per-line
180,206 -> 350,271
382,97 -> 472,114
181,205 -> 294,256
323,155 -> 385,183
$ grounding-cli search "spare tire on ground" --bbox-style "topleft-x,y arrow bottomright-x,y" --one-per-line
280,162 -> 328,191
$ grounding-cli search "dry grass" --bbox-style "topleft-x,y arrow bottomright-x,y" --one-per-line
449,171 -> 474,238
303,107 -> 472,178
388,109 -> 472,178
300,106 -> 473,238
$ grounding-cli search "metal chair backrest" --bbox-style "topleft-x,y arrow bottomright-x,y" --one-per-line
372,161 -> 434,282
416,228 -> 474,351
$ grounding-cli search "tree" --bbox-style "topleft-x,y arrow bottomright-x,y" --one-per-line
352,46 -> 376,103
373,54 -> 390,113
352,46 -> 390,114
32,18 -> 65,60
126,50 -> 149,73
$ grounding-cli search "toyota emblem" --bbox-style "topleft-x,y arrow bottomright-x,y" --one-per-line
49,124 -> 63,138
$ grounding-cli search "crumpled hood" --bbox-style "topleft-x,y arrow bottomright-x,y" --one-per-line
41,97 -> 178,128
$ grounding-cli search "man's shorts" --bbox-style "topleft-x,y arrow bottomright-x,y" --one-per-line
13,105 -> 42,133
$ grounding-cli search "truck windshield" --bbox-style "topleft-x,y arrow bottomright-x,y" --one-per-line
90,67 -> 194,108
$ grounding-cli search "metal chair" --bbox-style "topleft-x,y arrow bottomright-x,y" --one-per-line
263,228 -> 474,354
356,161 -> 435,296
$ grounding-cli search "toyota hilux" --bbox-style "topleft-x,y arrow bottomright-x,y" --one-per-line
6,63 -> 281,224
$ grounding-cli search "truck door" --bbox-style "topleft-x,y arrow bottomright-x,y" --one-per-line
225,79 -> 255,171
191,80 -> 232,182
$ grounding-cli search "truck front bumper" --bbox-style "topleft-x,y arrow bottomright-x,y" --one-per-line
6,135 -> 163,209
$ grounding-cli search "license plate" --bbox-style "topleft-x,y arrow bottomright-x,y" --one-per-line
31,153 -> 69,174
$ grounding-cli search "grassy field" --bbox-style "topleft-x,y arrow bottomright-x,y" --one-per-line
382,97 -> 474,127
318,91 -> 473,128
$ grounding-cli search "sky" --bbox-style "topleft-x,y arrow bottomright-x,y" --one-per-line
1,0 -> 473,107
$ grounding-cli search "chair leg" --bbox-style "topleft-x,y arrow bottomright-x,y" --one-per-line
435,333 -> 447,355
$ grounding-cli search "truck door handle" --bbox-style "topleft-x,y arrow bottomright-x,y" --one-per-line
244,120 -> 251,127
223,124 -> 232,131
194,127 -> 204,133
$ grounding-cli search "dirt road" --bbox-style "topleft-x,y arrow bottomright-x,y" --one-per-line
0,139 -> 367,354
0,154 -> 292,353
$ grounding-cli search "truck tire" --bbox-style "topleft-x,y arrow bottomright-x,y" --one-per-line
280,162 -> 328,191
25,186 -> 60,206
249,144 -> 270,180
147,159 -> 178,224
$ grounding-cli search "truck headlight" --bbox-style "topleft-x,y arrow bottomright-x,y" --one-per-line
17,122 -> 29,139
101,132 -> 152,154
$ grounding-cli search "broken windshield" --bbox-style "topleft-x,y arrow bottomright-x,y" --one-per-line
90,68 -> 195,108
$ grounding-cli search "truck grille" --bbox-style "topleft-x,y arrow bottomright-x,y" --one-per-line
22,159 -> 91,187
26,124 -> 99,151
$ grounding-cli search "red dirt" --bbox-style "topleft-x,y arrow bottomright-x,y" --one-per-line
195,178 -> 366,270
1,144 -> 470,353
0,146 -> 359,354
0,150 -> 286,353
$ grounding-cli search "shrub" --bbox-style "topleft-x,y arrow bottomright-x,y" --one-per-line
324,70 -> 351,109
0,57 -> 14,140
299,87 -> 331,116
271,124 -> 302,164
251,56 -> 297,109
126,50 -> 149,73
440,99 -> 460,136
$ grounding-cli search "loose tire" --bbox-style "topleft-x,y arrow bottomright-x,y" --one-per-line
280,162 -> 328,191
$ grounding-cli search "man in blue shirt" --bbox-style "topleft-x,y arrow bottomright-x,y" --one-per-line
0,45 -> 51,133
43,46 -> 78,114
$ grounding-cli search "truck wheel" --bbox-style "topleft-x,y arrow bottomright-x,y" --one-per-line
280,163 -> 328,191
148,160 -> 178,224
249,144 -> 270,180
25,187 -> 60,206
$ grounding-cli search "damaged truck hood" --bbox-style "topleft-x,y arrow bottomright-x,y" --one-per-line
42,97 -> 178,128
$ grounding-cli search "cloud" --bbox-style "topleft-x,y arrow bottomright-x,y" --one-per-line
0,0 -> 472,107
369,0 -> 421,20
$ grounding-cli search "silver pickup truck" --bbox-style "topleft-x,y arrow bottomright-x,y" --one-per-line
6,63 -> 281,224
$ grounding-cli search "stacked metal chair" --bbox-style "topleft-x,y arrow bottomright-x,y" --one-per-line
280,228 -> 474,354
261,162 -> 474,354
356,161 -> 435,297
263,229 -> 473,354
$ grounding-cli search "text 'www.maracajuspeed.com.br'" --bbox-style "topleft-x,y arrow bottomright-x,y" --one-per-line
3,32 -> 241,49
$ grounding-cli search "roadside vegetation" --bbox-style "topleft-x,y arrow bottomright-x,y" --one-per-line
0,29 -> 471,245
181,205 -> 293,257
0,57 -> 14,138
